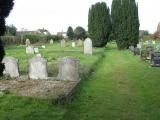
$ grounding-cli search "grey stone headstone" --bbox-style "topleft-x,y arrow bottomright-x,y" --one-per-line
72,42 -> 76,48
84,38 -> 92,55
25,39 -> 30,46
61,39 -> 66,48
34,48 -> 39,53
58,57 -> 79,81
50,39 -> 54,44
26,46 -> 34,54
41,45 -> 46,49
29,56 -> 48,80
2,57 -> 19,78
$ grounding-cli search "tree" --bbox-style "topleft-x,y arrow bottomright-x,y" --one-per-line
111,0 -> 139,49
88,2 -> 112,47
74,26 -> 87,40
5,24 -> 17,36
67,26 -> 74,40
0,0 -> 14,75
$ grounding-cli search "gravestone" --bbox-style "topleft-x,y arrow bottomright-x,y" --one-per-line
72,42 -> 76,48
77,39 -> 83,46
29,56 -> 48,80
50,39 -> 54,44
151,52 -> 160,67
84,38 -> 92,55
26,46 -> 34,54
58,57 -> 79,81
137,43 -> 141,49
2,57 -> 19,78
34,48 -> 39,53
42,45 -> 46,49
129,46 -> 134,52
134,47 -> 140,55
25,39 -> 30,46
61,39 -> 66,48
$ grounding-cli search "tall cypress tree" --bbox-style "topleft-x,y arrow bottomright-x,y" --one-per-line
0,0 -> 14,75
111,0 -> 139,49
88,2 -> 111,47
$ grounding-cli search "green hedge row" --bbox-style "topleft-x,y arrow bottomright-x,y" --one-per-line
0,35 -> 63,46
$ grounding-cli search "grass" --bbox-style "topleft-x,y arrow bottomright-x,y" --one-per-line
0,42 -> 160,120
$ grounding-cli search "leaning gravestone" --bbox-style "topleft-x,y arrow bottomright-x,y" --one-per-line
26,46 -> 34,54
84,38 -> 92,55
2,57 -> 19,78
61,39 -> 66,48
25,39 -> 30,46
50,39 -> 54,44
72,42 -> 76,48
29,56 -> 48,80
58,57 -> 79,81
77,39 -> 83,47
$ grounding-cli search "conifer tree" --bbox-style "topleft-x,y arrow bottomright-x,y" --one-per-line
0,0 -> 14,75
67,26 -> 74,40
88,2 -> 111,47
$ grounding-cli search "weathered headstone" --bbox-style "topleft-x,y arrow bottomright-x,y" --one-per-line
2,57 -> 19,78
84,38 -> 92,55
72,42 -> 76,48
25,39 -> 30,46
50,39 -> 54,44
29,56 -> 48,80
26,46 -> 34,54
151,52 -> 160,67
34,48 -> 39,53
77,39 -> 83,47
137,43 -> 141,49
42,45 -> 46,49
61,39 -> 66,48
58,57 -> 79,81
134,47 -> 140,55
129,46 -> 134,52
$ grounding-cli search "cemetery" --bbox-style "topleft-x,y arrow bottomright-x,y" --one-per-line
1,0 -> 160,120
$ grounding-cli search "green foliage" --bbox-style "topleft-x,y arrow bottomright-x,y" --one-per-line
67,26 -> 74,40
111,0 -> 139,49
5,24 -> 17,36
0,0 -> 14,75
88,2 -> 112,47
74,26 -> 87,40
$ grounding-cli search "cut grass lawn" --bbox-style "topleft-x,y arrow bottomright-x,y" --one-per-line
0,43 -> 160,120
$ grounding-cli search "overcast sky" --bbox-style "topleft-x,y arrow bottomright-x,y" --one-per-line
6,0 -> 160,34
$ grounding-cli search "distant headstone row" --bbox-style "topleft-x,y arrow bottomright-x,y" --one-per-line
2,56 -> 80,81
60,38 -> 93,55
129,40 -> 160,67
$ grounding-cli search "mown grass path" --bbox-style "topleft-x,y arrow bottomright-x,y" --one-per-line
1,44 -> 160,120
63,44 -> 160,120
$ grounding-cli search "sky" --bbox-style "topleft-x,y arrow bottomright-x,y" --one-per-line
6,0 -> 160,34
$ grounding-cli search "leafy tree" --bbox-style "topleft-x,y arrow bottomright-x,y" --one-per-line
74,26 -> 87,40
67,26 -> 74,40
5,24 -> 17,36
0,0 -> 14,75
88,2 -> 112,47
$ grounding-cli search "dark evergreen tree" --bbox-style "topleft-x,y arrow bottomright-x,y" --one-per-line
0,0 -> 14,75
111,0 -> 139,49
88,2 -> 111,47
74,26 -> 87,40
5,24 -> 17,36
67,26 -> 74,40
